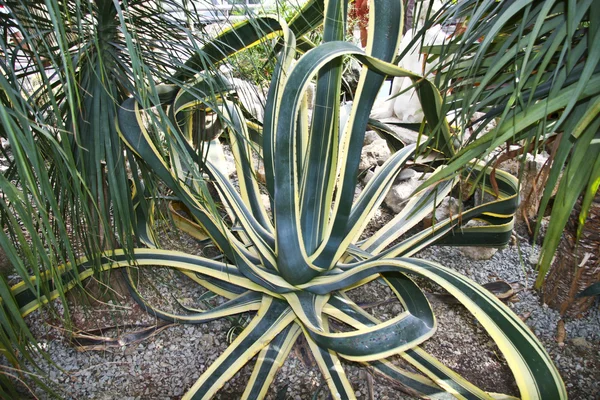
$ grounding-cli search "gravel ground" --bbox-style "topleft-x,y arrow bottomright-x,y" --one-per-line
6,235 -> 598,400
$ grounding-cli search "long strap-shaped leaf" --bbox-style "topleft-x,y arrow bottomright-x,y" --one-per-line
310,274 -> 435,362
7,249 -> 272,318
274,45 -> 424,285
262,17 -> 296,199
174,17 -> 289,81
287,0 -> 325,41
358,175 -> 455,256
372,165 -> 519,260
183,296 -> 295,399
302,319 -> 357,400
241,323 -> 302,399
167,88 -> 278,254
124,274 -> 263,324
422,73 -> 600,190
224,100 -> 273,232
344,144 -> 418,245
117,98 -> 233,258
298,0 -> 345,254
171,77 -> 273,234
309,0 -> 406,271
120,97 -> 299,292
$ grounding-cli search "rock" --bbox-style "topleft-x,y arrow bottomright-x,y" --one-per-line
363,130 -> 381,146
359,138 -> 390,171
456,219 -> 499,260
361,169 -> 375,185
1,138 -> 9,149
370,24 -> 448,123
396,168 -> 417,182
571,337 -> 593,349
423,196 -> 461,227
384,173 -> 431,213
528,251 -> 540,267
261,194 -> 271,212
459,246 -> 498,260
382,124 -> 420,145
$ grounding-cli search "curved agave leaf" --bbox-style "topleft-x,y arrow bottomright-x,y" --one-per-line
273,42 -> 428,284
299,0 -> 346,256
304,273 -> 435,363
175,16 -> 290,81
345,144 -> 418,244
241,323 -> 302,399
125,275 -> 263,324
326,293 -> 493,399
392,258 -> 566,400
302,318 -> 356,399
324,258 -> 566,400
225,101 -> 273,232
6,248 -> 266,317
183,296 -> 294,399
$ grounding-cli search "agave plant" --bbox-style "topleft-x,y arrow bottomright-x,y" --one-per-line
2,0 -> 568,398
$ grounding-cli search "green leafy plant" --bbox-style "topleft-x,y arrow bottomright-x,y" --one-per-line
0,0 -> 218,394
427,0 -> 600,287
1,0 -> 567,398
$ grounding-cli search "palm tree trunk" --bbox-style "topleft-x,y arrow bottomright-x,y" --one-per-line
403,0 -> 415,33
543,190 -> 600,317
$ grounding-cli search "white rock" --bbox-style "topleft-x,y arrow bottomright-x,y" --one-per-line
359,138 -> 390,171
455,219 -> 500,260
361,169 -> 375,185
396,168 -> 417,182
433,196 -> 461,222
261,194 -> 271,212
528,251 -> 540,266
384,173 -> 431,213
363,130 -> 381,145
382,124 -> 420,145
